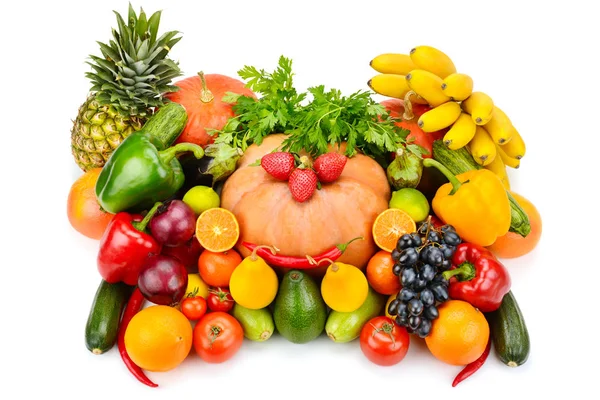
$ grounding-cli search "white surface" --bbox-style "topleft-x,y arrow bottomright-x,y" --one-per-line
1,0 -> 598,399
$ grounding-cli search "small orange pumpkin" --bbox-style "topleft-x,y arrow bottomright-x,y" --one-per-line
166,72 -> 256,147
220,134 -> 391,276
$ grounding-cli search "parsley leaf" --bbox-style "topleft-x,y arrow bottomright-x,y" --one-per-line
213,56 -> 416,166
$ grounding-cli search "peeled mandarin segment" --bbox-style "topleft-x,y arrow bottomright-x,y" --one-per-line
195,208 -> 240,252
372,209 -> 416,252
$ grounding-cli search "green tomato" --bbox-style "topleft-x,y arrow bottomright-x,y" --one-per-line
182,186 -> 220,216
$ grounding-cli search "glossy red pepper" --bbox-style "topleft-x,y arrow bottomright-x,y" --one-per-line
241,237 -> 363,269
118,288 -> 157,388
452,336 -> 491,387
443,243 -> 511,312
97,203 -> 162,286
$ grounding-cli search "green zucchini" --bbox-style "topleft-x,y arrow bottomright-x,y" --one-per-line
142,102 -> 188,150
85,280 -> 132,355
486,290 -> 530,367
431,140 -> 531,237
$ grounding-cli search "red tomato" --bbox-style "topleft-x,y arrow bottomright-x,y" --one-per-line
207,287 -> 235,312
193,312 -> 244,363
381,98 -> 445,159
181,296 -> 208,320
360,316 -> 410,366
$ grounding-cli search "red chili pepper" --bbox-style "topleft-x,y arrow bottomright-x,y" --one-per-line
452,336 -> 491,387
97,203 -> 162,286
241,237 -> 363,269
442,243 -> 511,312
117,288 -> 158,388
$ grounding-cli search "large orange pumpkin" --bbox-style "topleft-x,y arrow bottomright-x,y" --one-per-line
166,73 -> 256,147
220,134 -> 391,276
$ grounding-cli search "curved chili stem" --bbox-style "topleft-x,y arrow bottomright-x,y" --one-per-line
452,336 -> 491,387
118,288 -> 158,388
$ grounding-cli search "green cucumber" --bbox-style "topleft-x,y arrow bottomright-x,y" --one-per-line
431,140 -> 531,237
142,102 -> 188,150
325,287 -> 386,343
232,304 -> 275,342
486,290 -> 530,367
85,280 -> 132,355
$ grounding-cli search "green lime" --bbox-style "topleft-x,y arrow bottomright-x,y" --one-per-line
182,186 -> 220,216
389,188 -> 430,223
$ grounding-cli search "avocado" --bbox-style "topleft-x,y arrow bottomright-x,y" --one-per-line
325,286 -> 386,343
273,270 -> 327,344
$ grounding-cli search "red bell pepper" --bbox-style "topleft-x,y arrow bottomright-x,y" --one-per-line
442,243 -> 511,312
97,203 -> 162,286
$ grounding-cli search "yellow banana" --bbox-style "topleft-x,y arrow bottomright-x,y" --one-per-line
500,126 -> 526,159
368,74 -> 411,99
417,101 -> 461,133
468,126 -> 497,166
496,143 -> 520,169
443,113 -> 476,150
484,152 -> 511,190
484,106 -> 514,144
370,53 -> 417,75
461,92 -> 494,125
409,45 -> 457,79
441,73 -> 473,101
406,69 -> 451,107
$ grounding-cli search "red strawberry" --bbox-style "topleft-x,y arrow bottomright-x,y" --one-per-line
313,153 -> 348,183
261,152 -> 296,180
288,168 -> 318,203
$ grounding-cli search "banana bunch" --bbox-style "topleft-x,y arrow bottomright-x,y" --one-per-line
368,46 -> 527,186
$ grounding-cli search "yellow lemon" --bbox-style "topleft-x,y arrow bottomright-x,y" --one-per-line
185,273 -> 209,299
321,261 -> 369,312
229,248 -> 279,309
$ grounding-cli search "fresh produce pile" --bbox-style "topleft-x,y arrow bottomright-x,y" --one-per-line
67,5 -> 542,389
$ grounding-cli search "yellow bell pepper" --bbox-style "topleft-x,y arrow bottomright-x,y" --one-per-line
422,158 -> 511,246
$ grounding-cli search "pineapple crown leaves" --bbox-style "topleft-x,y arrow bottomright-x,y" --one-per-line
85,3 -> 183,116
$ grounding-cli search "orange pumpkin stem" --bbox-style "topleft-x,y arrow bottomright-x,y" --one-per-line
197,72 -> 214,103
402,90 -> 417,121
250,245 -> 279,261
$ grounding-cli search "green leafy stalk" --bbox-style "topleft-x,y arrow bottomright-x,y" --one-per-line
212,56 -> 420,165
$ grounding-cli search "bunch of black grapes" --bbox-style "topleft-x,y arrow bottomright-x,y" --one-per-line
388,219 -> 462,338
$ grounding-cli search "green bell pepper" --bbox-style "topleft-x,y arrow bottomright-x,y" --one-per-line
95,131 -> 204,214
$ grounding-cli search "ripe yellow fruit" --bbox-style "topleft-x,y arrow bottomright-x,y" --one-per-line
443,113 -> 477,150
406,69 -> 451,107
496,144 -> 520,169
468,126 -> 497,166
368,74 -> 410,99
500,126 -> 526,159
484,153 -> 511,190
229,247 -> 279,309
370,53 -> 417,75
441,73 -> 473,101
321,261 -> 369,312
409,45 -> 457,79
461,92 -> 494,125
484,106 -> 514,144
418,101 -> 462,132
184,274 -> 210,299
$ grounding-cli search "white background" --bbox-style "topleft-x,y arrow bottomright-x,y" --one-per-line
1,0 -> 598,399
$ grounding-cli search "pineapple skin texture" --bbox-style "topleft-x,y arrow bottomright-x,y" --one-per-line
71,95 -> 145,171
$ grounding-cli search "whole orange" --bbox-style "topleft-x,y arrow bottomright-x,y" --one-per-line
488,192 -> 542,259
198,249 -> 242,287
425,300 -> 489,366
124,305 -> 193,372
366,250 -> 401,295
67,168 -> 114,240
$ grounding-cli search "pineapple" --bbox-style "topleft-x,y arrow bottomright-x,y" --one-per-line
71,4 -> 183,171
